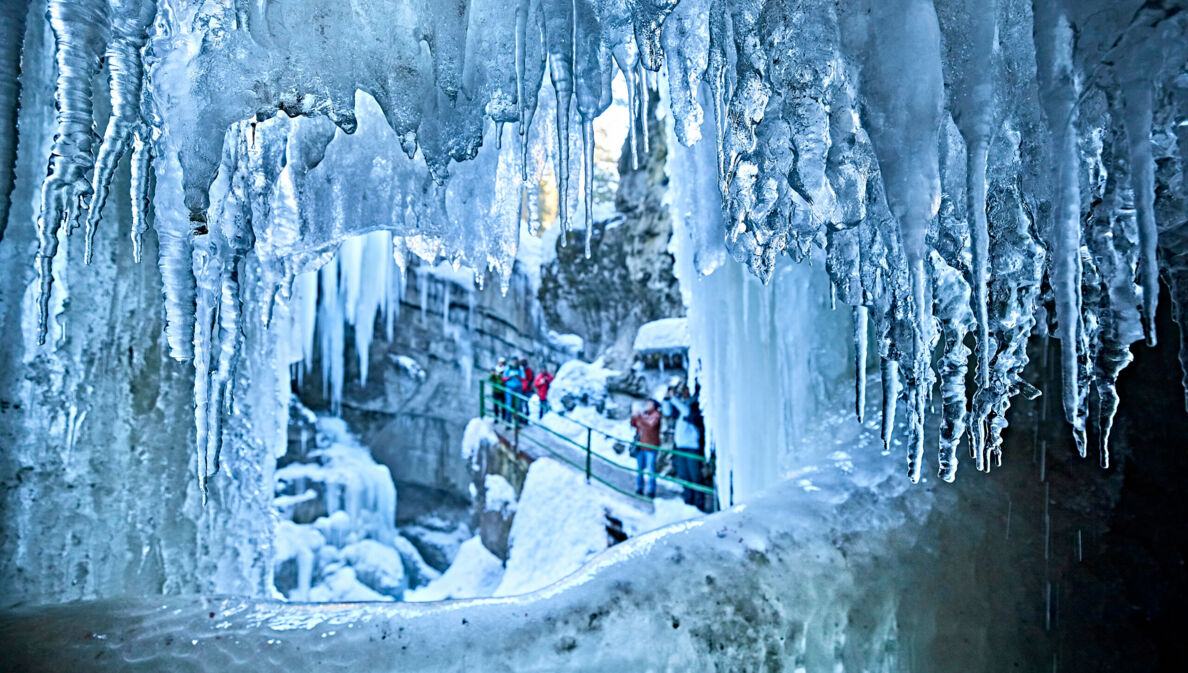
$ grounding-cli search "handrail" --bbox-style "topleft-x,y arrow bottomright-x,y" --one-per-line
485,380 -> 709,462
480,379 -> 716,499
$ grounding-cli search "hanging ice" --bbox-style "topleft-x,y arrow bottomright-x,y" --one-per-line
14,0 -> 1188,498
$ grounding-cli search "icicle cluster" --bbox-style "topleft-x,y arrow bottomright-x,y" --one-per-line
24,0 -> 1188,494
660,0 -> 1188,482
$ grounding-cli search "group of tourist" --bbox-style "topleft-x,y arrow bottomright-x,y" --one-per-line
630,380 -> 711,510
488,357 -> 553,423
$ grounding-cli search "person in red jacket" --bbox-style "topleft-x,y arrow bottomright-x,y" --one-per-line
521,358 -> 534,395
630,399 -> 662,497
533,366 -> 554,419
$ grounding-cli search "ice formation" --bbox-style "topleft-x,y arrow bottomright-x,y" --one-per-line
13,0 -> 1188,498
273,410 -> 442,602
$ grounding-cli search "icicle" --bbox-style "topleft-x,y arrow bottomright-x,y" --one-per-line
192,245 -> 218,502
934,255 -> 973,483
581,116 -> 594,258
880,358 -> 899,454
636,58 -> 650,158
614,46 -> 640,170
36,0 -> 109,344
1037,8 -> 1086,453
207,251 -> 245,480
544,0 -> 575,233
852,306 -> 867,423
1122,78 -> 1160,347
84,0 -> 154,264
129,134 -> 152,263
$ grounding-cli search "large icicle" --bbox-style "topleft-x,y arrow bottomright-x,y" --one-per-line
1035,4 -> 1086,454
859,0 -> 945,483
35,0 -> 109,344
83,0 -> 154,263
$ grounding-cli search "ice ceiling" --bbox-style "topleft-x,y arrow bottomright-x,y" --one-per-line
9,0 -> 1188,495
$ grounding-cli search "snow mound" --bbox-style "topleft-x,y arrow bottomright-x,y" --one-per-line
404,537 -> 505,602
494,458 -> 701,597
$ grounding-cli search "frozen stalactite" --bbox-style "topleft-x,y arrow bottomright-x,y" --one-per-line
1122,76 -> 1160,347
933,253 -> 973,482
1035,4 -> 1087,455
852,306 -> 868,423
35,0 -> 109,344
859,0 -> 944,483
937,0 -> 997,471
83,0 -> 154,264
128,134 -> 152,262
880,358 -> 899,455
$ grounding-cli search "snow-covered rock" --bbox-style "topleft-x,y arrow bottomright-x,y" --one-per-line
633,317 -> 690,354
550,359 -> 618,410
341,540 -> 408,598
404,537 -> 506,602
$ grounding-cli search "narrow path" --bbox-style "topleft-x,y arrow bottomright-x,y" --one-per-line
490,421 -> 660,513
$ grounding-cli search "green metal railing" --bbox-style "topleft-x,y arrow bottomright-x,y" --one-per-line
479,379 -> 715,503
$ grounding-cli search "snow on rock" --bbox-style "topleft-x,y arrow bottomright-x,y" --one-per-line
483,475 -> 517,515
546,330 -> 585,357
308,566 -> 392,603
392,355 -> 427,381
341,540 -> 408,598
461,418 -> 501,470
633,317 -> 691,354
398,516 -> 474,574
495,458 -> 701,597
404,537 -> 506,603
549,359 -> 617,409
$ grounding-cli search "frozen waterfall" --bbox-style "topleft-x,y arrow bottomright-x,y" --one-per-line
2,0 -> 1188,670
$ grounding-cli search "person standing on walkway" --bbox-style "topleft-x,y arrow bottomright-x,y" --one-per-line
491,359 -> 508,421
631,399 -> 662,498
664,383 -> 702,505
533,366 -> 554,419
502,357 -> 526,423
520,357 -> 534,418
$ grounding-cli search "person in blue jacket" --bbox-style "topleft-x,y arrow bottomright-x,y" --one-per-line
663,382 -> 702,505
502,357 -> 527,422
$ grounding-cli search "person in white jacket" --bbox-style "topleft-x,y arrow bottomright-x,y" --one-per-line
663,383 -> 702,505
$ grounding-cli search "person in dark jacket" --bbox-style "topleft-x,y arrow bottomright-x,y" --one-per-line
490,359 -> 508,421
630,399 -> 662,497
533,367 -> 554,419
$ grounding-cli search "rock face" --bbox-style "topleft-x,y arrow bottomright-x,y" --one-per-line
297,263 -> 571,513
539,94 -> 684,364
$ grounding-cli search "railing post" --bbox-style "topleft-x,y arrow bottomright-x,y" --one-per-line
512,393 -> 520,451
584,428 -> 592,484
